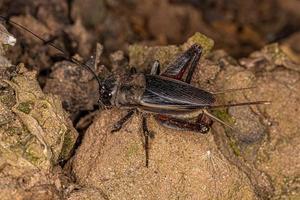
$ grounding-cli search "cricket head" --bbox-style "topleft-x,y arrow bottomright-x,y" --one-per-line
99,74 -> 118,107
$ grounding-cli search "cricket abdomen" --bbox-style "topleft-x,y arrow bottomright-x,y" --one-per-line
140,74 -> 215,110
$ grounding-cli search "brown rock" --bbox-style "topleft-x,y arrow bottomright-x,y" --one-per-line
72,109 -> 256,199
72,36 -> 300,199
0,26 -> 78,200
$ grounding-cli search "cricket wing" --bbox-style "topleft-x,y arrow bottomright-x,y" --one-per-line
140,75 -> 215,110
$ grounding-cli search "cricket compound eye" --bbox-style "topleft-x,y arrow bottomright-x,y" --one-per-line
100,75 -> 117,106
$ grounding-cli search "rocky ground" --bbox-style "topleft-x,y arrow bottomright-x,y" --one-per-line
0,1 -> 300,200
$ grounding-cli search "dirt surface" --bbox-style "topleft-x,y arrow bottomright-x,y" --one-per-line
0,1 -> 300,200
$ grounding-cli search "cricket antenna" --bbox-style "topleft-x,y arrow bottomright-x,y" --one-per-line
0,15 -> 105,107
211,86 -> 257,95
203,100 -> 270,130
210,100 -> 271,109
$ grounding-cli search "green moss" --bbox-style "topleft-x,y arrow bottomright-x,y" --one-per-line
264,43 -> 285,61
6,127 -> 23,136
17,101 -> 34,114
25,152 -> 40,165
24,146 -> 42,166
0,94 -> 16,108
0,95 -> 10,104
182,32 -> 214,56
212,109 -> 235,125
228,138 -> 241,157
211,109 -> 241,156
59,129 -> 76,160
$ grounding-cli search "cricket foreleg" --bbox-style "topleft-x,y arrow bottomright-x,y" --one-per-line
111,109 -> 135,133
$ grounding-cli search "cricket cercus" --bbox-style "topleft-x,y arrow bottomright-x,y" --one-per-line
0,16 -> 270,167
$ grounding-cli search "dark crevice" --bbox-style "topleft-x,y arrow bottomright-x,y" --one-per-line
67,0 -> 74,24
267,24 -> 300,43
59,104 -> 99,168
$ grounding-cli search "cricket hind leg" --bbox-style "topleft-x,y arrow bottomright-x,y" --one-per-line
161,44 -> 202,83
111,109 -> 136,133
155,113 -> 212,134
185,45 -> 202,84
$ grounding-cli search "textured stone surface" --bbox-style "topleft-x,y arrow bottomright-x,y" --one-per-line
72,35 -> 300,199
72,108 -> 256,200
0,26 -> 78,200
